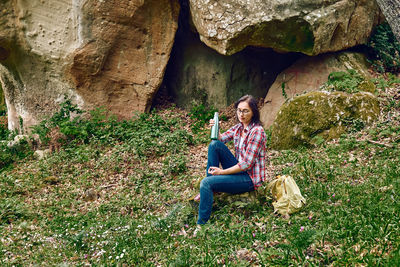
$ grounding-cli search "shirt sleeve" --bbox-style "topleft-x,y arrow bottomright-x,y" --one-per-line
237,127 -> 265,171
220,124 -> 237,144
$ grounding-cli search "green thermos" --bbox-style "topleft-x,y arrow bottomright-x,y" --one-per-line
210,112 -> 219,140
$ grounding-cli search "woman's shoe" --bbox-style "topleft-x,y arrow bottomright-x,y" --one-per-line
193,225 -> 203,237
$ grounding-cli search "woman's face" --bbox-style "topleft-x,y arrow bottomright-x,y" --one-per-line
237,101 -> 253,126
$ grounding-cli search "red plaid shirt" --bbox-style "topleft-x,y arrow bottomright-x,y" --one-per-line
220,122 -> 267,188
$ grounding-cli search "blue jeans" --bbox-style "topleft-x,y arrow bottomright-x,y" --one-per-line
197,140 -> 254,225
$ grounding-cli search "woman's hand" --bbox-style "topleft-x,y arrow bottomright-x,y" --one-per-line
208,166 -> 223,175
209,119 -> 215,129
209,164 -> 243,176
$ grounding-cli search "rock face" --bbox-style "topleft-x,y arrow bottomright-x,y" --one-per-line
0,0 -> 81,131
69,0 -> 180,116
260,52 -> 372,128
0,0 -> 179,131
189,0 -> 381,55
270,91 -> 380,150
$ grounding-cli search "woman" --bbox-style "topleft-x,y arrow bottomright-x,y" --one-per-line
196,95 -> 267,225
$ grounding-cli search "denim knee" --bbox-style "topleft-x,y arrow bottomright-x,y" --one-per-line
200,177 -> 209,191
208,140 -> 222,150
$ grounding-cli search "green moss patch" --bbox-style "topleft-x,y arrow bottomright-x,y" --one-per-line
271,91 -> 380,149
322,69 -> 376,94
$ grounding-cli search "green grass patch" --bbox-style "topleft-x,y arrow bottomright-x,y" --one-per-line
0,76 -> 399,265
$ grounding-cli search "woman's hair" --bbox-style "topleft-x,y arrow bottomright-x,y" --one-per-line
234,95 -> 261,125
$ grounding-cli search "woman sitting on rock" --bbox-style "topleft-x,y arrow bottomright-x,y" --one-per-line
196,95 -> 267,225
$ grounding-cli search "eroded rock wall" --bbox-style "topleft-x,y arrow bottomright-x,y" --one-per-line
0,0 -> 83,131
69,0 -> 180,116
0,0 -> 179,131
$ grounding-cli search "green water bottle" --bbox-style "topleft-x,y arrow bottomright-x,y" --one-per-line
210,112 -> 219,140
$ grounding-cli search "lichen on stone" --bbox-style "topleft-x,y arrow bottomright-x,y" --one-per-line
357,80 -> 376,94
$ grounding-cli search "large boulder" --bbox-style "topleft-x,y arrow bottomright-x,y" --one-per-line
270,91 -> 380,150
189,0 -> 381,56
260,52 -> 372,128
0,0 -> 179,131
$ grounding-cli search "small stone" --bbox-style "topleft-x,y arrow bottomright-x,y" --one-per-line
34,149 -> 50,160
83,189 -> 98,201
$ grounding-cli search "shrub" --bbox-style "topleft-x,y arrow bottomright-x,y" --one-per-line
0,147 -> 14,171
367,23 -> 400,73
0,105 -> 6,116
0,138 -> 32,172
324,69 -> 364,94
0,124 -> 9,141
31,98 -> 83,145
189,103 -> 218,133
32,99 -> 194,163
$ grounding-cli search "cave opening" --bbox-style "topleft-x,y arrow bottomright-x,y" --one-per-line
153,0 -> 302,111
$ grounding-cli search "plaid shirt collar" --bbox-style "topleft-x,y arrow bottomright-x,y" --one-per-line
238,121 -> 257,132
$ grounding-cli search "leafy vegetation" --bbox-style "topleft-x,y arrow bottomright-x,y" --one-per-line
0,74 -> 399,265
0,121 -> 31,171
367,23 -> 400,74
323,69 -> 366,94
188,103 -> 228,134
0,123 -> 9,141
373,72 -> 400,91
0,106 -> 5,117
189,103 -> 218,133
281,82 -> 288,99
0,138 -> 32,172
0,84 -> 6,116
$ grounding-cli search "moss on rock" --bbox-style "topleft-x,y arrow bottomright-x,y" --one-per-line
271,91 -> 380,149
322,69 -> 376,94
357,80 -> 376,94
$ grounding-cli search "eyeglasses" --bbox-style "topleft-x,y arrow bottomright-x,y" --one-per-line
237,108 -> 251,115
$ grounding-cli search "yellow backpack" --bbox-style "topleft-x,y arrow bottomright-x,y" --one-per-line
267,175 -> 306,217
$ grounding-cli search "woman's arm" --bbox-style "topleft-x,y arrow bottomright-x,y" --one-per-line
208,164 -> 242,176
210,119 -> 236,143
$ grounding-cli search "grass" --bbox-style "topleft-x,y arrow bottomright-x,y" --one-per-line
0,74 -> 399,266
